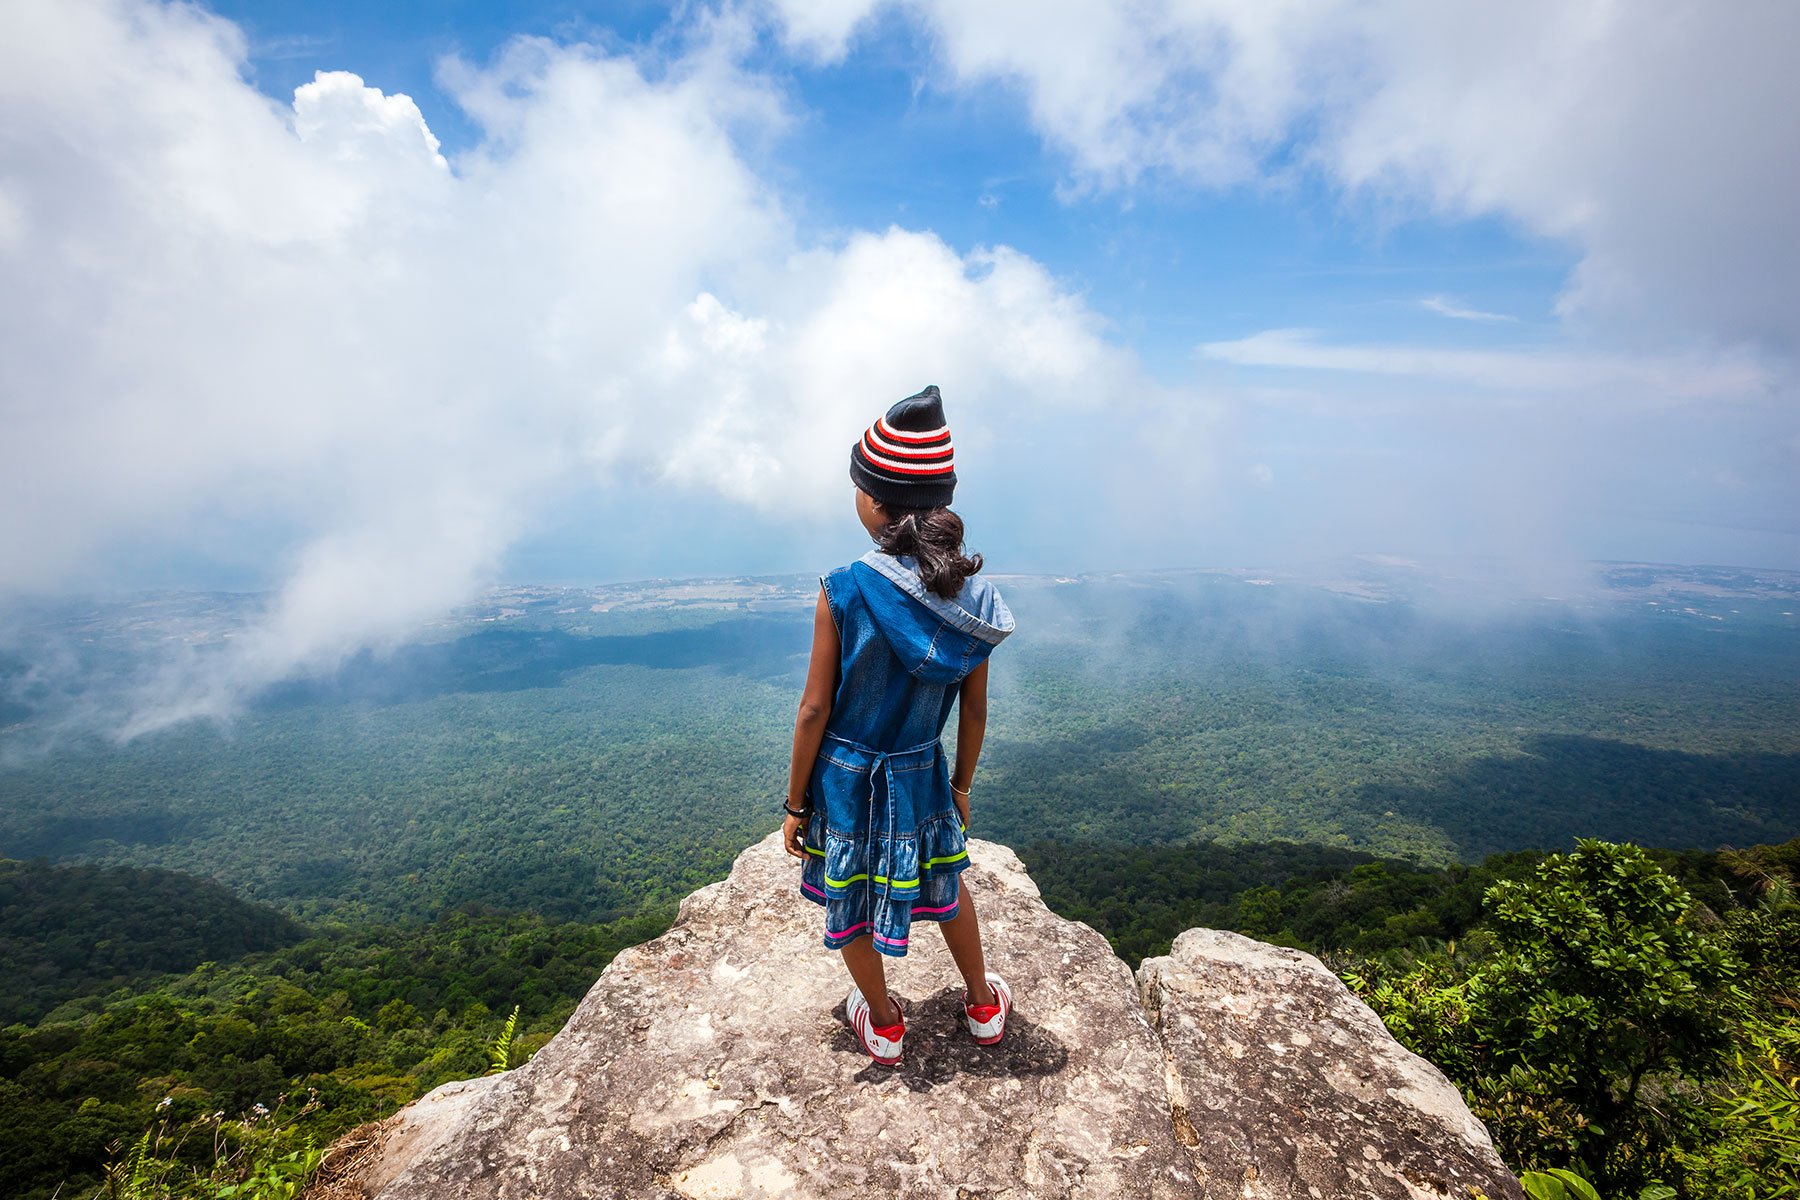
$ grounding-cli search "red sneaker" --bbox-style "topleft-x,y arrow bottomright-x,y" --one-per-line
963,973 -> 1012,1045
846,986 -> 904,1066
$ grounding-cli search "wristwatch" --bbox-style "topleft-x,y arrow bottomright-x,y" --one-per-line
782,800 -> 810,819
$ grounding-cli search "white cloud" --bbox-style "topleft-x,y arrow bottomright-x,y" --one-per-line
767,0 -> 1800,353
294,70 -> 446,169
1200,330 -> 1773,401
0,0 -> 1169,732
763,0 -> 878,63
1421,296 -> 1515,324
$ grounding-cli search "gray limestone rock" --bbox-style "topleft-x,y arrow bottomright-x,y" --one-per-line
367,833 -> 1198,1199
1137,928 -> 1523,1199
337,835 -> 1521,1200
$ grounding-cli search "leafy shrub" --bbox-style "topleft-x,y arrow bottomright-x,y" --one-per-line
1518,1167 -> 1601,1200
95,1094 -> 323,1200
1354,840 -> 1742,1192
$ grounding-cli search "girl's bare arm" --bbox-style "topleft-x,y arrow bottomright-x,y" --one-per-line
950,659 -> 989,831
782,588 -> 839,858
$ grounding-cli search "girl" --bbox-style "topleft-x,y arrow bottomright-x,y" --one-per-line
780,385 -> 1016,1067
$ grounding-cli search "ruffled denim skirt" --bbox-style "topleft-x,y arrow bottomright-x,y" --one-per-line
798,732 -> 969,957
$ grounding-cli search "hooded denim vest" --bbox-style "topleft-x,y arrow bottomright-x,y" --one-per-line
798,550 -> 1015,957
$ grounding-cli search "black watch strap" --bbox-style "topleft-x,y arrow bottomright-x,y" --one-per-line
783,801 -> 810,818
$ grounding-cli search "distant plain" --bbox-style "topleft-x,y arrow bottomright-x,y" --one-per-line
3,558 -> 1795,926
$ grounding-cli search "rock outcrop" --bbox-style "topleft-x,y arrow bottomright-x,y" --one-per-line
1141,929 -> 1520,1198
325,834 -> 1522,1199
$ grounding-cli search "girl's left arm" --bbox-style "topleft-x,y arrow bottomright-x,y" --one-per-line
782,587 -> 839,859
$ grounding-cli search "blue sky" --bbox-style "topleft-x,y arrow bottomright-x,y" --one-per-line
1,0 -> 1796,704
211,0 -> 1577,381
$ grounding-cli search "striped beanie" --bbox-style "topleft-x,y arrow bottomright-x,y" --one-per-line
849,385 -> 957,509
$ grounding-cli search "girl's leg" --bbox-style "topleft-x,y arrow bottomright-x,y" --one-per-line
839,936 -> 901,1025
937,884 -> 997,1007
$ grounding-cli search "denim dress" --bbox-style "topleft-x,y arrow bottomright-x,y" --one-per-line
799,550 -> 1015,957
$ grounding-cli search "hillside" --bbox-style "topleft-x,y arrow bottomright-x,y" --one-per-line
0,858 -> 306,1025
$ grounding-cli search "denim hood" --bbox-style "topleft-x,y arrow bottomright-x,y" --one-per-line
850,550 -> 1015,685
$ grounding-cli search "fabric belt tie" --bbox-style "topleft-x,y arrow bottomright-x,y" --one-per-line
822,732 -> 939,908
869,749 -> 894,906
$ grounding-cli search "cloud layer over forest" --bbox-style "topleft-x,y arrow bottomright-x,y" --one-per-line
1,0 -> 1794,728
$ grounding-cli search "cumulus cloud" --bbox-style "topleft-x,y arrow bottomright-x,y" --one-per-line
767,0 -> 1800,352
294,69 -> 446,169
653,230 -> 1141,509
0,0 -> 1169,732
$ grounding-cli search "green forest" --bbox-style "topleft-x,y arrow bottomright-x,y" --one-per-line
3,574 -> 1795,925
0,857 -> 670,1200
1,569 -> 1797,1196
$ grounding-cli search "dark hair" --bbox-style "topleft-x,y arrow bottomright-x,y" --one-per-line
877,506 -> 983,600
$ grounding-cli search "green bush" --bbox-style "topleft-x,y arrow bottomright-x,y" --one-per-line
1668,1020 -> 1800,1198
95,1093 -> 323,1200
1354,840 -> 1743,1192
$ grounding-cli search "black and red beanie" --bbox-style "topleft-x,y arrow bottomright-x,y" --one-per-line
849,384 -> 957,509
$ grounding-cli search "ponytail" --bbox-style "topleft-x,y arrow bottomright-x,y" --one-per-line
876,506 -> 983,600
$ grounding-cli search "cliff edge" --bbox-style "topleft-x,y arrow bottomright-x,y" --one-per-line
316,834 -> 1521,1199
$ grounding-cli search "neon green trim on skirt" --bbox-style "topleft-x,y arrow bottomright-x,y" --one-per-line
826,871 -> 920,890
824,847 -> 966,890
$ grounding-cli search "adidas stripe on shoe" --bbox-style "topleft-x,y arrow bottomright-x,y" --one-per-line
846,986 -> 904,1066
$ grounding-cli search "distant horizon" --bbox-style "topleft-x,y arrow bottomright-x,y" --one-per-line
13,554 -> 1799,606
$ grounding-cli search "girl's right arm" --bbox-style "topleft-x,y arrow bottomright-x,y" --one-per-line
950,659 -> 988,832
781,588 -> 839,859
